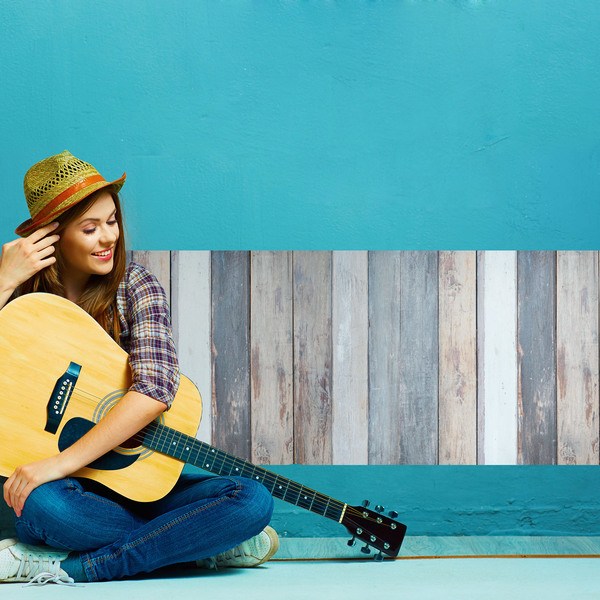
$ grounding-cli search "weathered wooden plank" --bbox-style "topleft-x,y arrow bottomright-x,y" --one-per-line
130,251 -> 171,301
332,251 -> 369,464
368,252 -> 403,464
171,251 -> 212,443
293,252 -> 333,465
438,251 -> 477,465
211,251 -> 251,460
398,251 -> 439,464
517,252 -> 557,464
250,251 -> 294,465
477,251 -> 518,465
556,251 -> 599,465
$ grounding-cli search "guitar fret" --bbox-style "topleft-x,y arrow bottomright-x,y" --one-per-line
283,483 -> 301,505
261,471 -> 278,494
296,486 -> 314,510
272,476 -> 290,500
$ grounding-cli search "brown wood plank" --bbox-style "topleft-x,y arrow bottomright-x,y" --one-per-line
293,252 -> 333,465
517,251 -> 557,464
250,251 -> 294,465
398,251 -> 439,464
556,251 -> 599,465
438,251 -> 477,464
211,251 -> 251,460
368,251 -> 403,464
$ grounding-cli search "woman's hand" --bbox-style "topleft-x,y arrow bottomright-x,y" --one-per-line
3,455 -> 68,518
0,222 -> 60,293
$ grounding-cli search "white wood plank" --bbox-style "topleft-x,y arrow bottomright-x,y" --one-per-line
170,251 -> 212,443
477,251 -> 518,465
332,251 -> 369,464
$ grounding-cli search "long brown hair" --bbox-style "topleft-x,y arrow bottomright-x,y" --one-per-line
16,188 -> 127,341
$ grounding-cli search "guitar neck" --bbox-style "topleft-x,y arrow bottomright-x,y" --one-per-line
142,422 -> 346,523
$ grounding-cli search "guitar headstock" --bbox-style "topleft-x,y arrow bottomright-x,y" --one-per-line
342,500 -> 407,559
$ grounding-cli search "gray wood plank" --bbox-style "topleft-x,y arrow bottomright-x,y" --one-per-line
368,252 -> 403,464
211,251 -> 251,460
250,251 -> 294,465
438,251 -> 477,464
293,252 -> 333,464
556,251 -> 599,465
332,251 -> 369,464
398,251 -> 439,464
517,251 -> 557,464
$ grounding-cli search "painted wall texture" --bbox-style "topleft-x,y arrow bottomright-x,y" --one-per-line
2,1 -> 600,249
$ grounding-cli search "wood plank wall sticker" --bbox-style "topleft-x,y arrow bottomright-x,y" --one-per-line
129,251 -> 600,466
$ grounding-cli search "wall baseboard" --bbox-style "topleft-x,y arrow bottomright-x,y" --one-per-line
274,536 -> 600,560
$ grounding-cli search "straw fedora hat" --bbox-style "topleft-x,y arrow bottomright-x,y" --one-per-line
16,150 -> 126,237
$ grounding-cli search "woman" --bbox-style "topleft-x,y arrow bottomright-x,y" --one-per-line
0,151 -> 277,585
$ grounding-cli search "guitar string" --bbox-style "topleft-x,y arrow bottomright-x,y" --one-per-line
66,388 -> 393,525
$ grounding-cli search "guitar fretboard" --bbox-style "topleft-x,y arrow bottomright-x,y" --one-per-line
142,422 -> 346,522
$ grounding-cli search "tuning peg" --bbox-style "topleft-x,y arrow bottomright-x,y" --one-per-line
361,500 -> 370,508
374,552 -> 384,562
388,510 -> 399,519
360,544 -> 371,555
347,536 -> 356,547
375,504 -> 384,513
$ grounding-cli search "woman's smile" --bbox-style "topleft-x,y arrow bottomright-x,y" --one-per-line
92,248 -> 114,261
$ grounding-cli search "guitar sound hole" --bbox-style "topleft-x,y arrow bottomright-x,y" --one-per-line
119,435 -> 143,450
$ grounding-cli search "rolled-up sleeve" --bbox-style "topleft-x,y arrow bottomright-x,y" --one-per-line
121,263 -> 180,409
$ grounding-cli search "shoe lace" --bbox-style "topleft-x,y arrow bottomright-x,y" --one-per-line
15,549 -> 76,587
24,572 -> 77,587
217,546 -> 247,562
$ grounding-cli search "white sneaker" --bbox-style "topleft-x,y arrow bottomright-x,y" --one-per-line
198,526 -> 279,569
0,538 -> 74,585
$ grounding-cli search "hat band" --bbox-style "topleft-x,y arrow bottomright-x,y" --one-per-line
33,174 -> 106,223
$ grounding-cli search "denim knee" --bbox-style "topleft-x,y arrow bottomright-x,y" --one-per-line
16,479 -> 76,545
236,477 -> 274,530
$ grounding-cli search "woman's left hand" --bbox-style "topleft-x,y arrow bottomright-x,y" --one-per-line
3,455 -> 67,518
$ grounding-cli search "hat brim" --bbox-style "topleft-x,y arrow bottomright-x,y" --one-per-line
16,173 -> 126,237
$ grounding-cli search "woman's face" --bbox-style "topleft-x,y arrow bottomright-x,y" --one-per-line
58,191 -> 120,281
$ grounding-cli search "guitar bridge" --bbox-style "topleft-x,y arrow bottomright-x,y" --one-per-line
45,362 -> 81,435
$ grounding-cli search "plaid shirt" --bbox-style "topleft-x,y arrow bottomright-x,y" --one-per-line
116,262 -> 180,409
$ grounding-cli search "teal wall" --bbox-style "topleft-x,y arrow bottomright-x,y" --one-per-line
264,465 -> 600,538
4,466 -> 600,539
1,1 -> 599,250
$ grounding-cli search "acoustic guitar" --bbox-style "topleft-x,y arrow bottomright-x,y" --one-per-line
0,293 -> 407,559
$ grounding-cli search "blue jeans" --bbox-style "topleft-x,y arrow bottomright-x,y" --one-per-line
15,473 -> 274,582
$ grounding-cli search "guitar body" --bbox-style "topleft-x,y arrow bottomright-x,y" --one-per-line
0,292 -> 202,502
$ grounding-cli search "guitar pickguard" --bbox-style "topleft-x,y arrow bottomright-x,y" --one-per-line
59,417 -> 140,471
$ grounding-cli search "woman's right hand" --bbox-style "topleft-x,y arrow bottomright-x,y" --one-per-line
0,222 -> 60,293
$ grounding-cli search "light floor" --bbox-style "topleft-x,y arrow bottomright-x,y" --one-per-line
2,556 -> 600,600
